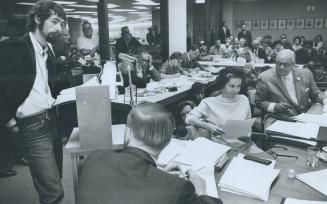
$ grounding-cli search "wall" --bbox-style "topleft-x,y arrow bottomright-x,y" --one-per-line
223,0 -> 327,41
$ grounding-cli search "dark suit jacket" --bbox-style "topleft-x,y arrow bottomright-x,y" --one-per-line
252,47 -> 268,63
115,37 -> 141,61
218,27 -> 230,44
181,53 -> 202,70
238,30 -> 252,45
0,34 -> 58,130
76,147 -> 223,204
255,67 -> 324,129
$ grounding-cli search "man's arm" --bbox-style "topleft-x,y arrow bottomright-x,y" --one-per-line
176,180 -> 223,204
307,69 -> 326,104
149,66 -> 161,81
255,74 -> 274,112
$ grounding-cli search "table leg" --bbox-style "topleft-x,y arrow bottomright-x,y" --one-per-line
71,153 -> 78,200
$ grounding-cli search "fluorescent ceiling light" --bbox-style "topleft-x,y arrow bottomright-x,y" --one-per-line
132,0 -> 159,6
85,0 -> 98,2
110,9 -> 137,12
67,14 -> 81,18
155,6 -> 160,9
54,1 -> 77,5
130,11 -> 149,14
66,4 -> 97,8
108,4 -> 119,9
133,6 -> 148,9
64,8 -> 75,11
16,2 -> 35,6
69,11 -> 98,14
195,0 -> 205,3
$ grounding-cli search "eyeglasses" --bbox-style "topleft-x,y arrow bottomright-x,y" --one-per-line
268,146 -> 298,160
276,62 -> 294,68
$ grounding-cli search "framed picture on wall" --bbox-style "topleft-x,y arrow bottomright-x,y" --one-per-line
252,20 -> 260,30
305,18 -> 314,28
261,20 -> 268,30
269,19 -> 277,29
278,19 -> 286,29
287,19 -> 295,29
244,20 -> 252,30
296,19 -> 304,29
314,18 -> 323,28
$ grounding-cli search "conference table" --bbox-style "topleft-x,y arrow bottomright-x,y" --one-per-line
65,117 -> 327,203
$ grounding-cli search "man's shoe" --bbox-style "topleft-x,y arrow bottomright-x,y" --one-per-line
0,168 -> 17,178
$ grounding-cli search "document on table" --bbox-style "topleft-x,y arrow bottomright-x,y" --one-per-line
282,198 -> 327,204
173,137 -> 231,168
296,169 -> 327,196
197,167 -> 218,198
157,138 -> 189,165
218,154 -> 279,201
294,113 -> 327,126
223,119 -> 256,139
54,76 -> 100,106
266,120 -> 320,146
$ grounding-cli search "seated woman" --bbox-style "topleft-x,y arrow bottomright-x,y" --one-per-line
185,67 -> 251,139
173,100 -> 196,139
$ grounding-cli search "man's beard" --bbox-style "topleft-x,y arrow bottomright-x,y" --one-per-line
46,32 -> 60,44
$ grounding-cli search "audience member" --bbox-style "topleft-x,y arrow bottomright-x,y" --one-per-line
209,28 -> 216,47
173,100 -> 196,139
115,26 -> 141,61
209,39 -> 225,55
313,34 -> 323,51
189,82 -> 205,105
181,46 -> 203,70
186,67 -> 251,139
262,40 -> 273,59
252,40 -> 268,62
199,40 -> 208,56
160,52 -> 187,78
269,40 -> 284,63
218,21 -> 230,44
292,36 -> 302,51
76,102 -> 223,204
222,38 -> 233,58
238,23 -> 252,46
300,36 -> 306,46
77,21 -> 99,58
280,34 -> 293,50
295,40 -> 317,64
255,49 -> 327,130
153,25 -> 161,45
263,35 -> 273,47
146,27 -> 156,46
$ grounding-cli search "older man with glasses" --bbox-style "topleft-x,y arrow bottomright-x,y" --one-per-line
255,49 -> 327,130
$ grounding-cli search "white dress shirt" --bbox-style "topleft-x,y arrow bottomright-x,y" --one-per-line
16,32 -> 55,118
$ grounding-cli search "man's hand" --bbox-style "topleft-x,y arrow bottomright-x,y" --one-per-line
163,163 -> 182,176
187,170 -> 206,196
274,102 -> 291,113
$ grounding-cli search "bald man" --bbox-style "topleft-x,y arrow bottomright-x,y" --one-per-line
255,49 -> 327,129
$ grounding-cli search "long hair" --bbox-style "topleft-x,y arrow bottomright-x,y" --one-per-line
26,0 -> 66,32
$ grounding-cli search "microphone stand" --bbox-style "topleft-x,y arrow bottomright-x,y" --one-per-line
127,66 -> 134,106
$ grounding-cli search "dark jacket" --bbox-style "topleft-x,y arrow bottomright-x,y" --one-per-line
238,30 -> 252,45
115,37 -> 141,61
0,34 -> 59,130
252,47 -> 268,63
218,27 -> 230,44
76,147 -> 223,204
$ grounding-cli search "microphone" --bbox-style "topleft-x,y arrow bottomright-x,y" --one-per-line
118,53 -> 136,63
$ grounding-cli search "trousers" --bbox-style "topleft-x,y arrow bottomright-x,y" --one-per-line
17,109 -> 64,204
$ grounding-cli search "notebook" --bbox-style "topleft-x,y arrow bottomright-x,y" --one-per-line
296,169 -> 327,196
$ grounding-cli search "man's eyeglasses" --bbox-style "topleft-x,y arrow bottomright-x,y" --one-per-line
268,146 -> 298,160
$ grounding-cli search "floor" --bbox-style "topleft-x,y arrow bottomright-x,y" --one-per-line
0,147 -> 75,204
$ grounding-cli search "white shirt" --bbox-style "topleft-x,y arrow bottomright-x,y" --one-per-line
16,32 -> 55,118
77,35 -> 99,50
267,70 -> 298,112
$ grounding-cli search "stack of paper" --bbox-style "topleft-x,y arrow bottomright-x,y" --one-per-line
282,198 -> 327,204
54,76 -> 100,106
218,154 -> 279,201
158,137 -> 230,198
296,169 -> 327,196
294,113 -> 327,126
173,137 -> 231,169
266,120 -> 320,146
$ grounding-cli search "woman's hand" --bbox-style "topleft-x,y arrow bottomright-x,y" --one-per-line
205,123 -> 224,136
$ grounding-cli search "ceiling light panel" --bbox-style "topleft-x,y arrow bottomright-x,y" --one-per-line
132,0 -> 159,6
